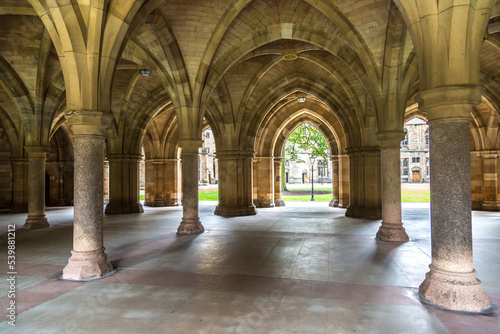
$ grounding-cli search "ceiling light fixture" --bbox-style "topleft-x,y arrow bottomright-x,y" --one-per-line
139,69 -> 151,76
297,97 -> 306,103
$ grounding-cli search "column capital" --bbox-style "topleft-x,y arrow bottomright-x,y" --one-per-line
65,110 -> 113,136
329,155 -> 339,162
273,156 -> 283,164
107,154 -> 142,162
216,150 -> 255,160
24,145 -> 49,158
345,146 -> 380,157
377,131 -> 405,148
178,139 -> 203,153
10,157 -> 28,164
416,85 -> 481,124
472,150 -> 500,159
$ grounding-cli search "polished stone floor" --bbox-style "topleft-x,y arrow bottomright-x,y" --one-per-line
0,202 -> 498,333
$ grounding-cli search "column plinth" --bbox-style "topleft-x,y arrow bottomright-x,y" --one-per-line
177,218 -> 204,235
376,133 -> 408,242
62,248 -> 114,281
23,147 -> 49,229
62,111 -> 114,280
416,86 -> 491,313
420,266 -> 491,313
177,140 -> 204,235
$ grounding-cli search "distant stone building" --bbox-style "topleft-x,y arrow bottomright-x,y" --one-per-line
199,128 -> 218,185
400,118 -> 429,183
284,153 -> 331,184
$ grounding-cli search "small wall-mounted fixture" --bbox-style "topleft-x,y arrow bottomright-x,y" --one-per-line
139,69 -> 151,76
297,97 -> 306,103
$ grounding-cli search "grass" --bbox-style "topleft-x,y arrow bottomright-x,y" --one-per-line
198,191 -> 219,201
138,183 -> 430,203
401,184 -> 430,202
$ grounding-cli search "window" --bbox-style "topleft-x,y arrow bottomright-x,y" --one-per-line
401,130 -> 408,146
412,157 -> 420,163
317,161 -> 327,176
402,159 -> 409,167
425,128 -> 429,146
403,168 -> 409,176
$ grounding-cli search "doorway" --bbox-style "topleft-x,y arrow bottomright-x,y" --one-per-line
412,169 -> 421,183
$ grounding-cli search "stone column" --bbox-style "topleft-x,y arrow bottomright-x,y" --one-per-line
481,151 -> 500,211
345,149 -> 359,217
254,156 -> 275,208
417,87 -> 490,312
10,157 -> 28,213
274,157 -> 285,207
56,162 -> 66,206
105,155 -> 144,214
362,148 -> 382,219
376,131 -> 409,242
177,140 -> 204,234
23,146 -> 49,229
215,150 -> 257,217
62,111 -> 113,281
329,155 -> 339,207
338,154 -> 349,208
144,159 -> 181,207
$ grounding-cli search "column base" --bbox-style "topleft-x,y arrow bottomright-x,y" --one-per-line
105,203 -> 144,215
419,266 -> 492,313
346,206 -> 382,220
214,205 -> 258,217
177,218 -> 205,235
23,215 -> 49,229
376,223 -> 409,242
345,205 -> 359,218
481,201 -> 500,211
255,199 -> 275,208
62,248 -> 114,281
329,199 -> 339,207
274,199 -> 285,207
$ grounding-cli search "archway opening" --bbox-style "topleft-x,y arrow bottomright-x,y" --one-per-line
198,127 -> 218,201
282,123 -> 332,202
400,117 -> 430,203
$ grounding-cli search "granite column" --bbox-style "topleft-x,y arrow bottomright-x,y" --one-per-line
62,111 -> 113,280
177,140 -> 204,234
417,87 -> 491,312
376,131 -> 409,241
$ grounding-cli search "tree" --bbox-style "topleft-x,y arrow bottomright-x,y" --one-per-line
285,123 -> 329,163
282,123 -> 330,189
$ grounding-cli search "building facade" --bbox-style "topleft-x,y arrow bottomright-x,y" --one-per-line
400,118 -> 430,183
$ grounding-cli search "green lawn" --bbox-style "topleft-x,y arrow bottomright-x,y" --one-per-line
401,186 -> 430,202
138,184 -> 430,203
282,194 -> 333,201
198,191 -> 219,201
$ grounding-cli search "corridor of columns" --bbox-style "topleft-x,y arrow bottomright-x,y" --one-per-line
0,0 -> 500,330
